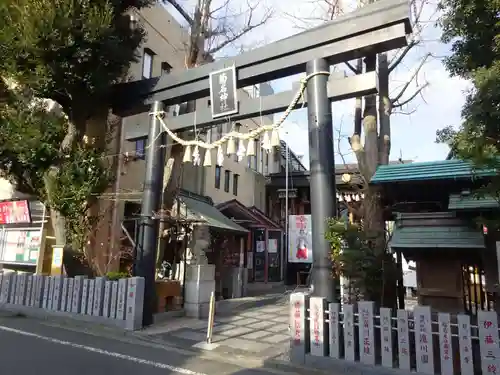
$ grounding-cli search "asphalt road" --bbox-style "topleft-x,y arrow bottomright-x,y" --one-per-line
0,315 -> 299,375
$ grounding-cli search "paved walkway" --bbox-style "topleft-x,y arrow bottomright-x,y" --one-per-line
138,293 -> 291,360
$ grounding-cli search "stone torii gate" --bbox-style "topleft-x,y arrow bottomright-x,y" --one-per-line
113,0 -> 411,325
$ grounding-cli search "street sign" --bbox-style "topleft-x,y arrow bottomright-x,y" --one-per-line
209,66 -> 238,118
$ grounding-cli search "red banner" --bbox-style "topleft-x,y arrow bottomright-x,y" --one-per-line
0,200 -> 31,224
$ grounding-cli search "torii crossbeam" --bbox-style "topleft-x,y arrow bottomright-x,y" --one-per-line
113,0 -> 412,326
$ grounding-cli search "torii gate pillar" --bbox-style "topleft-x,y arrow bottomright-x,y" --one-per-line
306,59 -> 337,301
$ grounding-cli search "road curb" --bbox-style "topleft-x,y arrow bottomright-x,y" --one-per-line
0,312 -> 334,375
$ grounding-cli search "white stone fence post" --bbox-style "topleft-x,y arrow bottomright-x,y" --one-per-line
0,273 -> 145,331
289,292 -> 497,375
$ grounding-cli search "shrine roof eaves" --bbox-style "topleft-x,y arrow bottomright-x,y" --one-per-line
370,159 -> 496,184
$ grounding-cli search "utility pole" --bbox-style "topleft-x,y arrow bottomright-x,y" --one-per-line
136,101 -> 166,326
306,59 -> 336,302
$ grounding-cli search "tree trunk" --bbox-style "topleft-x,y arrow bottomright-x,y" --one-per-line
156,142 -> 184,267
45,115 -> 95,277
156,5 -> 207,269
378,53 -> 391,166
362,55 -> 378,178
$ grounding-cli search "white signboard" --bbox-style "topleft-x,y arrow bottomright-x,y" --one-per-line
116,278 -> 127,320
358,301 -> 375,365
343,304 -> 355,361
289,292 -> 308,363
25,276 -> 33,306
103,281 -> 112,318
72,276 -> 85,313
66,278 -> 74,312
397,309 -> 410,370
328,303 -> 340,359
93,277 -> 105,316
380,307 -> 393,368
34,275 -> 46,308
414,306 -> 434,374
81,279 -> 89,314
438,313 -> 454,375
478,310 -> 500,375
288,215 -> 312,263
309,297 -> 326,356
52,276 -> 63,310
43,277 -> 51,308
125,277 -> 145,330
110,281 -> 119,319
87,279 -> 95,315
457,314 -> 474,374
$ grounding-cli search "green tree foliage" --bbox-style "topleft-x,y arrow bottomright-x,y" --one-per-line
0,0 -> 154,272
436,0 -> 500,171
325,218 -> 397,307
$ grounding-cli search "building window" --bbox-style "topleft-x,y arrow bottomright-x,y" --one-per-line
161,61 -> 172,75
224,170 -> 231,192
233,174 -> 239,196
215,166 -> 221,189
134,137 -> 147,160
142,48 -> 154,79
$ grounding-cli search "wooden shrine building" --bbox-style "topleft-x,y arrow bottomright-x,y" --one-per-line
371,156 -> 499,315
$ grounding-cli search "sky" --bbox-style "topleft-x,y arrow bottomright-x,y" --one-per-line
164,0 -> 471,167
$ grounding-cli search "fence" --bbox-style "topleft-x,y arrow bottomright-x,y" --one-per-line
0,272 -> 145,331
290,292 -> 500,375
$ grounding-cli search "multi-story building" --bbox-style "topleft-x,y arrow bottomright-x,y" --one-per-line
98,4 -> 285,283
0,3 -> 285,284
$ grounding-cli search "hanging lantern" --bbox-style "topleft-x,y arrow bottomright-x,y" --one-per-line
182,145 -> 192,163
261,131 -> 271,152
246,138 -> 255,156
192,145 -> 200,166
338,194 -> 344,202
217,145 -> 224,166
345,194 -> 351,202
270,128 -> 280,147
226,137 -> 236,155
236,139 -> 246,162
203,148 -> 212,167
354,194 -> 360,201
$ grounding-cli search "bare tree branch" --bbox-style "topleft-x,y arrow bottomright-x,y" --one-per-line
345,61 -> 360,74
282,0 -> 343,30
392,108 -> 418,115
392,82 -> 429,109
388,40 -> 417,73
205,3 -> 273,56
390,52 -> 430,105
162,0 -> 194,25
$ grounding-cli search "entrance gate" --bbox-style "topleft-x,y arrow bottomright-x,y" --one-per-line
112,0 -> 412,325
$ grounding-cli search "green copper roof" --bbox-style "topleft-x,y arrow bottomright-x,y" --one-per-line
448,193 -> 499,210
390,212 -> 485,249
390,226 -> 485,249
371,159 -> 496,184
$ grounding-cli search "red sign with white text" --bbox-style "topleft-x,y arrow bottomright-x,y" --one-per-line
0,200 -> 31,224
